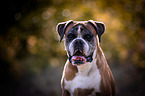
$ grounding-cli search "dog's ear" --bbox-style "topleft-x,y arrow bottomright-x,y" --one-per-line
88,20 -> 105,42
56,20 -> 74,42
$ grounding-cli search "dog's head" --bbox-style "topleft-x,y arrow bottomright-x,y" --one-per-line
56,20 -> 105,66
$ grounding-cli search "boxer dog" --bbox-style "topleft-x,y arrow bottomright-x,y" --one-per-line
56,20 -> 115,96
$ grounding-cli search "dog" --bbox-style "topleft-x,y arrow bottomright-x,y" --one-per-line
56,20 -> 115,96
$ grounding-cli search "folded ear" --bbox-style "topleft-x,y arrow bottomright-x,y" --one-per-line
88,20 -> 105,42
56,20 -> 74,42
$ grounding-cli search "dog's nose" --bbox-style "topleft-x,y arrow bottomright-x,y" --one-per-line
74,39 -> 84,53
74,39 -> 84,46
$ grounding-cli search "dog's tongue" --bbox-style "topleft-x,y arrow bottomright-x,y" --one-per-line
71,56 -> 87,65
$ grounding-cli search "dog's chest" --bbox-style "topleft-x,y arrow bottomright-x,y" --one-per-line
64,62 -> 101,95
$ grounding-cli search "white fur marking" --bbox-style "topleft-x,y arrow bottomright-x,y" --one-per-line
68,38 -> 76,56
77,25 -> 82,37
64,49 -> 101,95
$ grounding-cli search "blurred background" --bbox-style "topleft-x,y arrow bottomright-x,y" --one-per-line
0,0 -> 145,96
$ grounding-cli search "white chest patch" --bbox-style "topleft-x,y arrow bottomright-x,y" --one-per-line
64,59 -> 101,95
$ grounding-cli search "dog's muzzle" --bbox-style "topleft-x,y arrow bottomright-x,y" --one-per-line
69,39 -> 93,66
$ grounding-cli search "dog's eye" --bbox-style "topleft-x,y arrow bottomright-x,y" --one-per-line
67,34 -> 76,39
84,34 -> 93,41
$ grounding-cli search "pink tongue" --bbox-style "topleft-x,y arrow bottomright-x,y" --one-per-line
72,56 -> 87,63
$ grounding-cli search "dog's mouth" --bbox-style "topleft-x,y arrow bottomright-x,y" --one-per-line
72,56 -> 86,65
70,49 -> 93,66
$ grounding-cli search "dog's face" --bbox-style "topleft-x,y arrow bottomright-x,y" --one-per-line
57,20 -> 105,66
65,24 -> 96,65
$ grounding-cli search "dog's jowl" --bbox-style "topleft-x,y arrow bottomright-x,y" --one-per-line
56,20 -> 116,96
